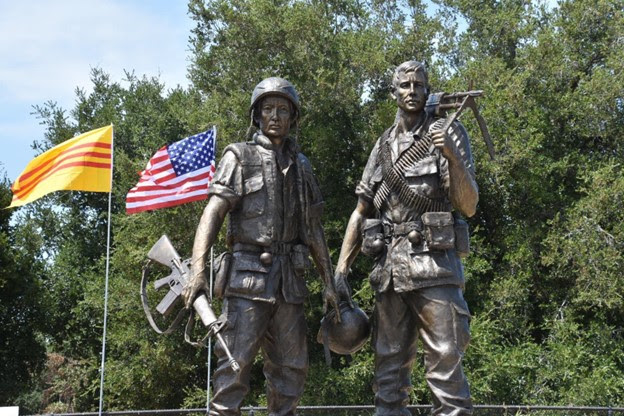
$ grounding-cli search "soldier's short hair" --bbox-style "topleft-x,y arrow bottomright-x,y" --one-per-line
391,60 -> 429,92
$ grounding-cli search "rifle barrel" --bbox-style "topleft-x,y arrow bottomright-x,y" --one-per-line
216,332 -> 241,372
444,90 -> 483,99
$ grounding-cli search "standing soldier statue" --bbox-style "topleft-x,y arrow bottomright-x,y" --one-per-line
183,77 -> 340,416
334,61 -> 479,415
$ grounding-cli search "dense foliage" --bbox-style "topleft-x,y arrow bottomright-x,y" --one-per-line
2,0 -> 623,412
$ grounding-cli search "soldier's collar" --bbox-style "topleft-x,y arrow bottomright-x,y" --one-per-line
390,112 -> 429,139
253,132 -> 299,155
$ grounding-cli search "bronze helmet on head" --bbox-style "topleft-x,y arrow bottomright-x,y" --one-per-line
250,77 -> 301,128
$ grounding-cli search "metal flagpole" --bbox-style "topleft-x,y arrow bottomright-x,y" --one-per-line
207,246 -> 214,412
206,125 -> 217,413
98,124 -> 114,416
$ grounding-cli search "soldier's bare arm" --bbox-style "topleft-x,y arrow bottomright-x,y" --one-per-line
431,129 -> 478,217
334,197 -> 375,305
183,194 -> 230,308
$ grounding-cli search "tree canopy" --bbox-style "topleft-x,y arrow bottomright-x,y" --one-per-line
2,0 -> 624,412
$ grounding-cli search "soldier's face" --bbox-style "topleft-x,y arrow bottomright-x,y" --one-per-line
258,96 -> 292,140
392,70 -> 427,114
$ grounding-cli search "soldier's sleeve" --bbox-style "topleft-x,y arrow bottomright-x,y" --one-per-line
207,149 -> 244,209
297,153 -> 325,219
439,120 -> 476,193
355,137 -> 382,203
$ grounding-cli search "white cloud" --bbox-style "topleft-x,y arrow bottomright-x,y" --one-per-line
0,0 -> 191,104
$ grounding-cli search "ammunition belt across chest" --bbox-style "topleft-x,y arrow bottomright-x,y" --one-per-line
373,119 -> 447,214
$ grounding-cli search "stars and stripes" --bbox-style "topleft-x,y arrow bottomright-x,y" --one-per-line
125,127 -> 217,214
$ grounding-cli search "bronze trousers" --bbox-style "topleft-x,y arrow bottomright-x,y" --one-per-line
209,296 -> 308,416
373,285 -> 472,416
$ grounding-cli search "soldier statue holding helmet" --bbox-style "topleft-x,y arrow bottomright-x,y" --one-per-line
333,60 -> 479,415
183,77 -> 340,416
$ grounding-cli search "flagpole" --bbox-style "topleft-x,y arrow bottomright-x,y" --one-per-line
206,246 -> 214,412
206,125 -> 217,412
99,124 -> 114,416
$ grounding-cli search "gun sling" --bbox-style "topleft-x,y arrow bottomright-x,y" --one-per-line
141,260 -> 188,335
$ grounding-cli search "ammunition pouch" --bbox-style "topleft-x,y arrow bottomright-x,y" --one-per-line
422,212 -> 455,251
213,252 -> 232,299
361,219 -> 384,257
367,212 -> 469,256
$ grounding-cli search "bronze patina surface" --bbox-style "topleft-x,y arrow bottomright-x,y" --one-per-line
184,77 -> 339,416
334,61 -> 480,416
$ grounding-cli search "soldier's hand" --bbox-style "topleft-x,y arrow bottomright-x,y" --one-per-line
323,285 -> 341,323
431,129 -> 459,162
334,271 -> 354,309
182,272 -> 209,309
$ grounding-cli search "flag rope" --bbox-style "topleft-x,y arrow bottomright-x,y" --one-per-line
98,125 -> 114,416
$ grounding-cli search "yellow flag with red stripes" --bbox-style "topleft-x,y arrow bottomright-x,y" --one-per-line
8,125 -> 113,208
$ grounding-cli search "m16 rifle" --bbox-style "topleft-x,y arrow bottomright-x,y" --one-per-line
141,235 -> 240,372
425,90 -> 495,160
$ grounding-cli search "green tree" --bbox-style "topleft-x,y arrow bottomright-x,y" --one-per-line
0,177 -> 46,410
7,0 -> 624,410
13,70 -> 213,411
437,0 -> 624,405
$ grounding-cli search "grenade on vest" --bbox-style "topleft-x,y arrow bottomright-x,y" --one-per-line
260,251 -> 273,266
370,234 -> 385,254
408,230 -> 422,245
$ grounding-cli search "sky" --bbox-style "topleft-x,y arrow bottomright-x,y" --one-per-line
0,0 -> 193,182
0,1 -> 558,184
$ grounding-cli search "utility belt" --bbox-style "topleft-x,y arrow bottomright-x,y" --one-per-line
361,212 -> 470,258
212,241 -> 311,299
383,220 -> 423,239
232,242 -> 298,265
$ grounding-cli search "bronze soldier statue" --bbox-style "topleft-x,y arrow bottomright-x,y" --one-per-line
184,77 -> 340,416
334,61 -> 478,416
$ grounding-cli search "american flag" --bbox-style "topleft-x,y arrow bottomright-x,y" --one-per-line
126,127 -> 217,214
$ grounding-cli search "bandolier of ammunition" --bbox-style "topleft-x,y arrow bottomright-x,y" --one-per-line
373,118 -> 447,214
